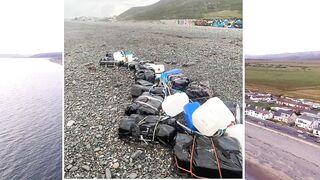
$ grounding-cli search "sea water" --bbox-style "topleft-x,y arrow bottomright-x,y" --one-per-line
0,58 -> 62,179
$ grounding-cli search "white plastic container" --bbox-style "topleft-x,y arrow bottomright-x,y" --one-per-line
192,97 -> 235,136
162,92 -> 189,117
113,51 -> 125,61
226,124 -> 244,149
125,54 -> 133,62
146,63 -> 165,74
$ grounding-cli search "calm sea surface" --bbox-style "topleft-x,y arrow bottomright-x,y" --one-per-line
0,58 -> 62,179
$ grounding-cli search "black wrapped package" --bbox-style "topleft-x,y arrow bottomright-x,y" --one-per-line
174,135 -> 242,178
136,79 -> 153,86
155,124 -> 177,146
125,92 -> 163,115
118,114 -> 177,146
135,68 -> 156,83
131,79 -> 160,97
193,136 -> 221,178
138,116 -> 159,138
185,82 -> 212,104
212,136 -> 242,178
170,76 -> 191,91
174,133 -> 193,170
118,114 -> 144,138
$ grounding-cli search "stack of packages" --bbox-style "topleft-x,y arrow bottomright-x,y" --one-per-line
100,51 -> 243,178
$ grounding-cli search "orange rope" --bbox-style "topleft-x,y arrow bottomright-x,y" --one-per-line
190,136 -> 196,177
174,156 -> 208,179
211,138 -> 222,178
174,136 -> 225,179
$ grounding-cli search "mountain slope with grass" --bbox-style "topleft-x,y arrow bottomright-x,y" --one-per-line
117,0 -> 242,20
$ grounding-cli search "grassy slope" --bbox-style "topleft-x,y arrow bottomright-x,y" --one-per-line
117,0 -> 242,20
246,61 -> 320,102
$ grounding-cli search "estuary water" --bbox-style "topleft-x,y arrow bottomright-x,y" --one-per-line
0,58 -> 62,179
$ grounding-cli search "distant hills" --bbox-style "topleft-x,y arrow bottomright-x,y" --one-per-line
246,51 -> 320,61
0,54 -> 27,58
117,0 -> 242,20
30,52 -> 62,60
0,52 -> 62,65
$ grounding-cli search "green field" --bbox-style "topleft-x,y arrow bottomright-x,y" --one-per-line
246,61 -> 320,101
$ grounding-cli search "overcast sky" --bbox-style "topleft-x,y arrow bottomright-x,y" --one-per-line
0,0 -> 63,54
245,0 -> 320,55
65,0 -> 159,18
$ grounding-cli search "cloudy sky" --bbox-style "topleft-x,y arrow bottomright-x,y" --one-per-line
65,0 -> 159,18
0,0 -> 63,54
245,0 -> 320,55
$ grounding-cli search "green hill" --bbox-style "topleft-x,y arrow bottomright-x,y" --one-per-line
117,0 -> 242,20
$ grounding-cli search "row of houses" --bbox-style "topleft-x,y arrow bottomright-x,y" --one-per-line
245,90 -> 320,137
246,90 -> 320,111
245,106 -> 320,135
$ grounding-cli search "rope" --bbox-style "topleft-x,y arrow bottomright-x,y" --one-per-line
190,136 -> 196,177
138,95 -> 163,103
135,100 -> 158,112
211,138 -> 222,179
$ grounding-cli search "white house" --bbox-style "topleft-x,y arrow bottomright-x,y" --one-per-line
245,106 -> 274,120
273,110 -> 297,124
313,127 -> 320,137
295,115 -> 319,130
249,95 -> 272,102
300,110 -> 320,118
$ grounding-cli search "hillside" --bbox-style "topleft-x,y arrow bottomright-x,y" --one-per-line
246,51 -> 320,61
117,0 -> 242,20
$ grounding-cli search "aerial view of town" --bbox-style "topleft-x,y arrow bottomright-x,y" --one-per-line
245,52 -> 320,179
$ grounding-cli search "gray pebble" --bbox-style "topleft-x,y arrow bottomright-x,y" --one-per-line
129,173 -> 138,179
105,168 -> 112,179
131,150 -> 143,160
112,162 -> 120,169
82,165 -> 90,171
69,166 -> 78,172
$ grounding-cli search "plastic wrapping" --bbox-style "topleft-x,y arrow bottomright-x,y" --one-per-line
174,134 -> 242,178
118,114 -> 177,145
125,92 -> 163,115
170,76 -> 191,91
135,68 -> 156,83
185,82 -> 212,104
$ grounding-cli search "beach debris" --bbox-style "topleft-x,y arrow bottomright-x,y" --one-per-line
97,50 -> 242,178
67,120 -> 75,127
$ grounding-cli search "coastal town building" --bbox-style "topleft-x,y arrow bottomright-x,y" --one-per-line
249,95 -> 273,102
245,106 -> 273,120
300,110 -> 320,118
273,110 -> 297,124
276,98 -> 311,110
313,127 -> 320,137
295,115 -> 319,130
